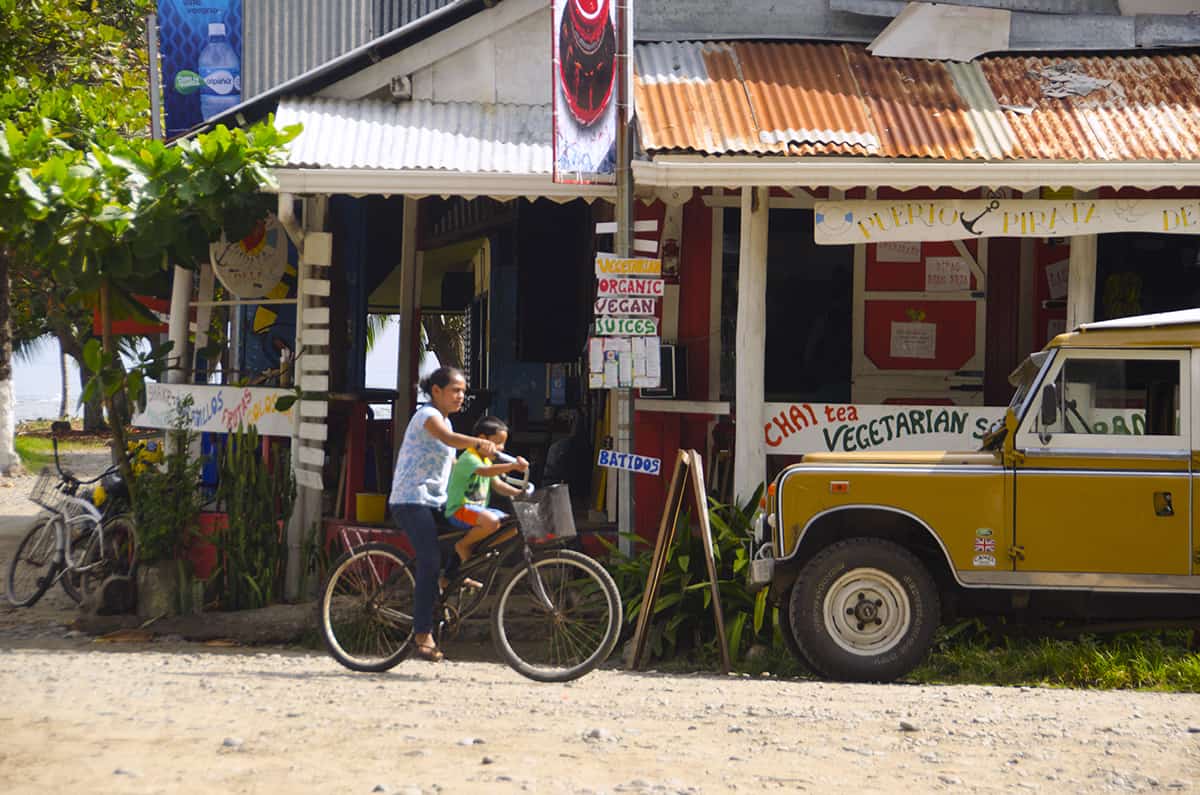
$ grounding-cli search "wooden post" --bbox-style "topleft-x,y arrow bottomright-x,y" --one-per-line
686,450 -> 730,673
734,186 -> 769,505
1066,233 -> 1098,330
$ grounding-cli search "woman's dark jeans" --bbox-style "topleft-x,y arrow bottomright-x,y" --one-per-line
389,503 -> 441,635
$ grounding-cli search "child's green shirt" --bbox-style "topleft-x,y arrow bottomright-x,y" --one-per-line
445,447 -> 492,518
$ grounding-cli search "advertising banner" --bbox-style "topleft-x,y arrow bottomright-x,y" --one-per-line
552,0 -> 618,184
158,0 -> 244,137
814,199 -> 1200,245
763,403 -> 1006,455
133,383 -> 295,438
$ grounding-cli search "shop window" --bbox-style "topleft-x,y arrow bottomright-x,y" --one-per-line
1095,233 -> 1200,321
721,208 -> 853,404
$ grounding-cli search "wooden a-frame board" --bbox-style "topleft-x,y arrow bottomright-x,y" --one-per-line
627,449 -> 731,673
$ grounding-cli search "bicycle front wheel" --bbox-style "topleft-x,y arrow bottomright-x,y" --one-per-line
80,514 -> 138,601
491,549 -> 622,683
6,515 -> 61,607
320,543 -> 416,673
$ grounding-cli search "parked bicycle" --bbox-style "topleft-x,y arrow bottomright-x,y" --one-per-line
5,437 -> 140,608
319,455 -> 622,682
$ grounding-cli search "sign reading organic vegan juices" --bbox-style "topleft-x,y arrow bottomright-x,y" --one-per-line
588,253 -> 664,389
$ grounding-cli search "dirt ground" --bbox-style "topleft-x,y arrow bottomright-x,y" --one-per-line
2,458 -> 1200,794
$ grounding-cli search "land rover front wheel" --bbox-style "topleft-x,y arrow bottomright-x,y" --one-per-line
790,538 -> 939,682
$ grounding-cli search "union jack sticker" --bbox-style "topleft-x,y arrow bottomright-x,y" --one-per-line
974,537 -> 996,553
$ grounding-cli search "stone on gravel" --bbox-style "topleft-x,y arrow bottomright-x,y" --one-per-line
899,721 -> 919,732
222,737 -> 244,749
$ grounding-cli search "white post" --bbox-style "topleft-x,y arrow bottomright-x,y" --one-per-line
1066,234 -> 1098,330
167,266 -> 192,384
733,186 -> 769,505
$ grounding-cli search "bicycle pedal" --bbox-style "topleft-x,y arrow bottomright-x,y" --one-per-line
461,577 -> 483,590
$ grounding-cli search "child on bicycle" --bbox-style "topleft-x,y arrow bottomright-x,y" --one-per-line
389,366 -> 499,662
443,416 -> 529,575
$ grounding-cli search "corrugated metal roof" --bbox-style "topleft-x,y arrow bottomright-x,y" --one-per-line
633,42 -> 1200,162
276,96 -> 552,173
243,0 -> 374,98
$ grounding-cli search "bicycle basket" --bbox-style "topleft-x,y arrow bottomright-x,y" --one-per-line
511,483 -> 576,542
30,467 -> 70,512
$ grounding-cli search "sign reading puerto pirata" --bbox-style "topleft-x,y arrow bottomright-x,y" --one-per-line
814,199 -> 1200,244
133,383 -> 295,437
597,277 -> 664,296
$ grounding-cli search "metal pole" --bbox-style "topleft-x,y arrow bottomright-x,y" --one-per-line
146,15 -> 163,141
615,0 -> 636,552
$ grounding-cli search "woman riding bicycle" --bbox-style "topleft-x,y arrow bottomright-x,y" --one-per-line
388,366 -> 498,662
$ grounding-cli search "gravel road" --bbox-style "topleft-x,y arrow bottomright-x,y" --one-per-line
2,457 -> 1199,794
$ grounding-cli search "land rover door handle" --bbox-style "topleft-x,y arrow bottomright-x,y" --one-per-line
1153,491 -> 1174,517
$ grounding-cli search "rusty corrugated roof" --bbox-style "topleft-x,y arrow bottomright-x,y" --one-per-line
633,42 -> 1200,162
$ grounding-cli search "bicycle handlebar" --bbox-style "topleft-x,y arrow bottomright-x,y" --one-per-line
493,451 -> 532,494
50,436 -> 119,485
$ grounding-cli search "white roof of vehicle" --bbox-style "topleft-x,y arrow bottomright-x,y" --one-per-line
1079,309 -> 1200,332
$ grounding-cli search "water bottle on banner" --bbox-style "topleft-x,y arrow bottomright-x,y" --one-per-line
198,22 -> 240,120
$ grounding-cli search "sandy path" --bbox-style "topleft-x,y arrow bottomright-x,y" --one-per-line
0,642 -> 1198,794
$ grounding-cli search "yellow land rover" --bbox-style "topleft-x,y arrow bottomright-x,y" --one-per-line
757,309 -> 1200,682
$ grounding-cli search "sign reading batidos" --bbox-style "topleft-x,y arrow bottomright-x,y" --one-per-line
814,199 -> 1200,244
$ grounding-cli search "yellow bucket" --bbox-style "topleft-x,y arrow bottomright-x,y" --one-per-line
355,493 -> 387,524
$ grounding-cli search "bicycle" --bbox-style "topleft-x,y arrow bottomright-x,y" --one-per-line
6,438 -> 138,608
319,456 -> 622,683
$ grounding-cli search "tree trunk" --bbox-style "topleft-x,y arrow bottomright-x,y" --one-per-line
59,340 -> 70,420
0,250 -> 20,475
99,280 -> 134,488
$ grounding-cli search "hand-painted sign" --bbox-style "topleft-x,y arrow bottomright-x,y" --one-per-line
133,383 -> 295,437
595,317 -> 659,336
597,449 -> 662,476
594,297 -> 656,316
815,199 -> 1200,244
595,254 -> 662,276
763,402 -> 1006,455
597,277 -> 664,297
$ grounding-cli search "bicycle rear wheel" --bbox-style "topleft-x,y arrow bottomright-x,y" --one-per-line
80,514 -> 138,601
6,516 -> 61,607
491,548 -> 622,683
320,543 -> 416,672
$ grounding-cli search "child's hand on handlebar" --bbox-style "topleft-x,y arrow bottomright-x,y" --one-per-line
477,438 -> 499,458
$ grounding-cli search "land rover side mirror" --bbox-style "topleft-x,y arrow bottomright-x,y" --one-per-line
1040,383 -> 1059,428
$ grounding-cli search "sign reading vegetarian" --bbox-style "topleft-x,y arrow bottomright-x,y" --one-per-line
814,199 -> 1200,244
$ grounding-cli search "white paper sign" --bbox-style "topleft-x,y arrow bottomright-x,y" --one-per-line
594,297 -> 657,316
133,383 -> 296,437
1046,258 -> 1069,300
597,449 -> 662,476
925,257 -> 971,292
889,322 -> 937,359
595,316 -> 659,336
876,241 -> 921,263
597,277 -> 665,297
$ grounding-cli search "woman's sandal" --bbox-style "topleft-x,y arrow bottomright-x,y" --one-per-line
412,641 -> 444,662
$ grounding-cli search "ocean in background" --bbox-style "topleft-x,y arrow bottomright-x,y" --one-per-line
15,344 -> 81,424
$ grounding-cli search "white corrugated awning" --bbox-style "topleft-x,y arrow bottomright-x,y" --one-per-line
272,96 -> 614,200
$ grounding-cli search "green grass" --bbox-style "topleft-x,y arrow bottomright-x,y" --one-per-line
705,623 -> 1200,691
14,435 -> 107,473
909,628 -> 1200,691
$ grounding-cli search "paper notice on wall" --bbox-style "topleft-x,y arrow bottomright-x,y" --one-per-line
618,351 -> 633,385
607,337 -> 632,353
925,257 -> 971,292
588,338 -> 604,373
645,336 -> 661,378
1046,258 -> 1069,300
890,321 -> 937,359
589,372 -> 604,389
603,359 -> 619,388
876,241 -> 921,263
